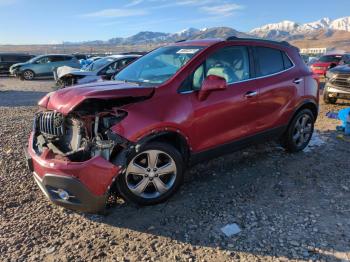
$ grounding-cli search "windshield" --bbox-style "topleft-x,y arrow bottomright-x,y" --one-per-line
319,55 -> 342,63
85,57 -> 115,71
28,55 -> 43,63
115,46 -> 203,86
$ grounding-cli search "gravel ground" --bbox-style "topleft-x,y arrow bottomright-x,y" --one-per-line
0,78 -> 350,262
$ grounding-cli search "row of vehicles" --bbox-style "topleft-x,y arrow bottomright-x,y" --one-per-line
0,53 -> 141,86
309,53 -> 350,104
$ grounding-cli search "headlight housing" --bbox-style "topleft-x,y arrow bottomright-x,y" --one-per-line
326,70 -> 336,81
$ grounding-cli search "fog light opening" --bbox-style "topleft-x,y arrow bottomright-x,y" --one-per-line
56,189 -> 71,201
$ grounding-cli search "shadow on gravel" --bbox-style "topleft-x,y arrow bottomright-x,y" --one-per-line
84,130 -> 349,261
0,90 -> 47,106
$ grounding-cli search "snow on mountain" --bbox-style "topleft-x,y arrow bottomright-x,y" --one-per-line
250,17 -> 350,39
250,20 -> 299,34
330,17 -> 350,32
299,17 -> 331,31
175,28 -> 200,37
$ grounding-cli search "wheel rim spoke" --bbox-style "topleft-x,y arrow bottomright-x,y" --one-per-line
157,161 -> 176,175
147,151 -> 159,169
152,177 -> 168,194
293,131 -> 301,142
127,162 -> 147,175
130,177 -> 149,194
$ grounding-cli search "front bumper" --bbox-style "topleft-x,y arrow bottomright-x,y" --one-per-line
324,83 -> 350,100
26,132 -> 122,213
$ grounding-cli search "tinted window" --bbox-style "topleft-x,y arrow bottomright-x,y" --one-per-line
256,47 -> 284,76
49,56 -> 70,62
282,52 -> 293,69
319,55 -> 342,63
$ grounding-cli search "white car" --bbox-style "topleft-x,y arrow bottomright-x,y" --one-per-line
55,54 -> 141,88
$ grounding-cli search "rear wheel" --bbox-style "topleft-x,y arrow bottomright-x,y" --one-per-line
281,109 -> 315,152
117,142 -> 184,205
21,70 -> 35,80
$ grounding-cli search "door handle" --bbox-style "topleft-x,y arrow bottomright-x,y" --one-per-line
244,91 -> 258,98
293,78 -> 303,84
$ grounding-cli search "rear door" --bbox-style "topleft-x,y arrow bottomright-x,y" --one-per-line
253,46 -> 299,131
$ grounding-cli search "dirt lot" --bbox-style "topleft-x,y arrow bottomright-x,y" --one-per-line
0,78 -> 349,262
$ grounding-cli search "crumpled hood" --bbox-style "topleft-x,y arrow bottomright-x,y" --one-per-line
57,66 -> 97,79
41,81 -> 154,115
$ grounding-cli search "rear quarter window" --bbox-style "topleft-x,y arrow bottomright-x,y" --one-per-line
255,47 -> 285,77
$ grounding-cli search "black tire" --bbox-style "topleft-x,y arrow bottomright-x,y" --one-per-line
323,91 -> 337,104
281,109 -> 315,153
21,70 -> 35,80
116,142 -> 184,206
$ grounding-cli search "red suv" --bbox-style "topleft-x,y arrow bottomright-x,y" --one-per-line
26,38 -> 319,212
310,54 -> 344,76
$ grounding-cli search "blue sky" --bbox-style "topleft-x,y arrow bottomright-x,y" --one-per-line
0,0 -> 349,44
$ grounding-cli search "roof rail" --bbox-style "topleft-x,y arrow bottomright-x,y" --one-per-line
176,39 -> 187,43
225,36 -> 291,47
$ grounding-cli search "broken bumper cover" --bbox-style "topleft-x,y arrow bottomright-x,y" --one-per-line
27,133 -> 122,213
33,172 -> 107,213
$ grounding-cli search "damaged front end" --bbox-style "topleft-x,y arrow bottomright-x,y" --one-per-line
33,108 -> 129,163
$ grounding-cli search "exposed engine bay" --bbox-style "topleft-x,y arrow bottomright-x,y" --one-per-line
32,101 -> 132,162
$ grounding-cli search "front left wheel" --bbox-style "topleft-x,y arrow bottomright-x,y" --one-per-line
116,142 -> 184,206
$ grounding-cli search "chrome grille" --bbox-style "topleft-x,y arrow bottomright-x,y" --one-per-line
330,73 -> 350,88
35,111 -> 64,136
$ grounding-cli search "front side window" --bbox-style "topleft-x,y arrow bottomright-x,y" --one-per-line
182,46 -> 250,91
35,56 -> 49,64
115,46 -> 203,86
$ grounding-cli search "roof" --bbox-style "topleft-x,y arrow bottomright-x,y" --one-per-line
172,37 -> 295,49
106,54 -> 142,59
0,52 -> 32,56
173,39 -> 222,46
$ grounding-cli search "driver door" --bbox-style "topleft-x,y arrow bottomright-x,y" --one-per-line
186,45 -> 261,152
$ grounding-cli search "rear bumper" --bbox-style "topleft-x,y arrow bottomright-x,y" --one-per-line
26,132 -> 121,213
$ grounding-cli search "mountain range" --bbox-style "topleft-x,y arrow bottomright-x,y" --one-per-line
64,16 -> 350,51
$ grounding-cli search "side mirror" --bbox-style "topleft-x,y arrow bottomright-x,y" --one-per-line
198,75 -> 227,101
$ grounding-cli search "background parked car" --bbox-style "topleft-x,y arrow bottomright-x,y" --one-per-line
10,54 -> 80,80
56,54 -> 140,88
0,53 -> 34,74
323,55 -> 350,104
310,54 -> 344,76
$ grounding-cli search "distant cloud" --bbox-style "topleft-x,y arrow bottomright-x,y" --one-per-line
200,3 -> 244,17
81,8 -> 148,18
125,0 -> 144,7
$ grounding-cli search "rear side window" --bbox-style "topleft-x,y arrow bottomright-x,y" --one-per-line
255,47 -> 285,77
282,52 -> 293,69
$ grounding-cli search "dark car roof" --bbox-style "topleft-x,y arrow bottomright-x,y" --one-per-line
0,53 -> 32,56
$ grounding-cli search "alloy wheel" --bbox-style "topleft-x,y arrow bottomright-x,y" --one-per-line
23,71 -> 34,80
292,114 -> 313,147
125,150 -> 177,199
